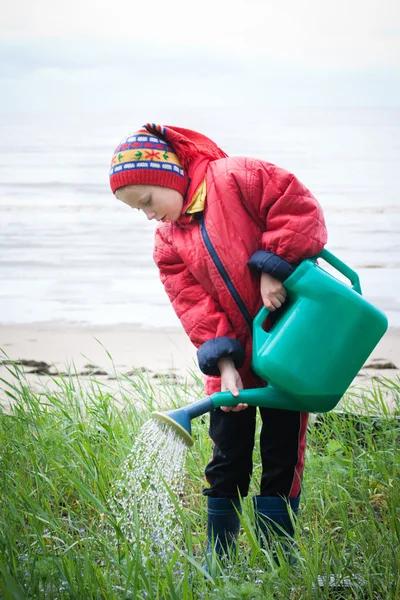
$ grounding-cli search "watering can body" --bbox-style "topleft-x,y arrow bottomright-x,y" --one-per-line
250,249 -> 388,412
152,250 -> 388,446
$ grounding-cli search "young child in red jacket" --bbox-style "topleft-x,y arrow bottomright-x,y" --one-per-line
110,123 -> 327,560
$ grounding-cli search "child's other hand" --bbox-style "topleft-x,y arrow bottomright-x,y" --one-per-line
217,357 -> 247,412
260,272 -> 287,311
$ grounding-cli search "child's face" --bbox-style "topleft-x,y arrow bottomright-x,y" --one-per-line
115,185 -> 184,223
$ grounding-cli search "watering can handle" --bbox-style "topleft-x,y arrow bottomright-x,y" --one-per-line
252,249 -> 362,340
316,249 -> 362,294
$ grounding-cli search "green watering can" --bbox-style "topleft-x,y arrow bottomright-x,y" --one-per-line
152,249 -> 388,447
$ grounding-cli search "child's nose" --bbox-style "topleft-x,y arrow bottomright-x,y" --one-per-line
146,212 -> 156,221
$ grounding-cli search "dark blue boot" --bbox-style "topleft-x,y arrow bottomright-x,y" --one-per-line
253,495 -> 299,564
207,497 -> 241,558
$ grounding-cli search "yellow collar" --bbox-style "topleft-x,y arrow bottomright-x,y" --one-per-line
185,177 -> 206,215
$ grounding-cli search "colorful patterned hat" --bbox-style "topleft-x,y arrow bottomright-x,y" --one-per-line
109,125 -> 188,195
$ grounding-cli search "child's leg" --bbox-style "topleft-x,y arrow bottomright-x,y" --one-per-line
203,407 -> 257,556
259,408 -> 308,498
255,408 -> 308,562
204,406 -> 257,498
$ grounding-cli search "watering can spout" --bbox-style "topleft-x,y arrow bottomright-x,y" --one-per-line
151,386 -> 330,448
152,396 -> 214,447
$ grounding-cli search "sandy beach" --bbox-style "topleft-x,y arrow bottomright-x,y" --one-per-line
1,322 -> 399,414
0,323 -> 198,374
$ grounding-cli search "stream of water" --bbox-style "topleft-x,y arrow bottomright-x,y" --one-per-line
111,419 -> 189,557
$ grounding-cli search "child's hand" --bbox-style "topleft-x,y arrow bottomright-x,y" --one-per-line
260,272 -> 287,311
217,357 -> 247,412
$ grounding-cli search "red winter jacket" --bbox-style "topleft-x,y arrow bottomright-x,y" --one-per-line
154,156 -> 327,395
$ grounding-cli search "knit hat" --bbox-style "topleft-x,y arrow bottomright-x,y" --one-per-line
109,123 -> 227,196
109,125 -> 188,195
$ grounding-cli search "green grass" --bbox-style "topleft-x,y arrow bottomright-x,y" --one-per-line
0,362 -> 399,599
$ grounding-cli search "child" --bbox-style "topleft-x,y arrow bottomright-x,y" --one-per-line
110,123 -> 327,559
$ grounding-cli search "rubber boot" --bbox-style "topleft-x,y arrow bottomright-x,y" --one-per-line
207,497 -> 241,558
253,495 -> 299,565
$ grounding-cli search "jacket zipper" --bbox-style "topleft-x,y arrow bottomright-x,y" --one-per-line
199,214 -> 253,330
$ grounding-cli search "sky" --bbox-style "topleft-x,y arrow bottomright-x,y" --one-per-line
1,0 -> 400,114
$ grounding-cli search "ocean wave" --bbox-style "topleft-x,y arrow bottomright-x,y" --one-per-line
325,205 -> 400,214
356,263 -> 400,269
0,181 -> 108,194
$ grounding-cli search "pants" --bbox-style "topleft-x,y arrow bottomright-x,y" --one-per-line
203,406 -> 308,499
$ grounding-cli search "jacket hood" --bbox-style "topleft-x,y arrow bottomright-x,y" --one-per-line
144,123 -> 228,219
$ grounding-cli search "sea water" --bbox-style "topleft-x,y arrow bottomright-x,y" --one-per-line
1,106 -> 399,327
111,419 -> 189,557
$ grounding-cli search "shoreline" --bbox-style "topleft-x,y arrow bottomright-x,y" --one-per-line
1,322 -> 399,413
1,321 -> 400,368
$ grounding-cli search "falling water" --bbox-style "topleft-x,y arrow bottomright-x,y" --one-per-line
111,418 -> 189,557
